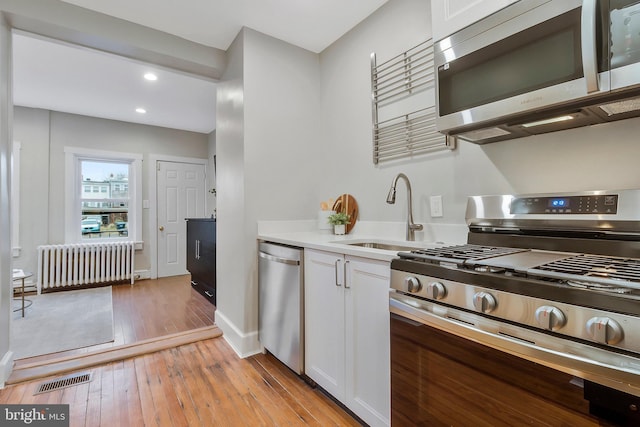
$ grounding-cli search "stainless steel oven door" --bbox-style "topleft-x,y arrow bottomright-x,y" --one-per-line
389,293 -> 640,425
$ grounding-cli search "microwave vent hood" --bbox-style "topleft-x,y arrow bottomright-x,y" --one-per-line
453,94 -> 640,145
434,0 -> 640,145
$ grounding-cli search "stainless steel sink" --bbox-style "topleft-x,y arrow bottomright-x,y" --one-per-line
344,242 -> 417,252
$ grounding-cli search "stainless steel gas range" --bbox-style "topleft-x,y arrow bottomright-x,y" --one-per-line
390,190 -> 640,426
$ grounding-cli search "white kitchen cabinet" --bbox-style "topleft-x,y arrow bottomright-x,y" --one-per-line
305,249 -> 346,401
431,0 -> 519,42
304,249 -> 390,427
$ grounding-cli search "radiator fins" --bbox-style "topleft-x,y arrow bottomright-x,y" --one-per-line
37,242 -> 135,291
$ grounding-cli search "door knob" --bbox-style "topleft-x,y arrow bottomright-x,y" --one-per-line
159,226 -> 164,231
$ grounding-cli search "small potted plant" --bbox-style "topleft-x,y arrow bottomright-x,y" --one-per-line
327,212 -> 350,235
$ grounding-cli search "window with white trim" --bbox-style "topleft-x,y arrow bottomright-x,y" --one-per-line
65,147 -> 142,243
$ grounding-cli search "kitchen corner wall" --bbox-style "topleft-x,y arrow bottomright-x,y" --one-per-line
215,27 -> 322,355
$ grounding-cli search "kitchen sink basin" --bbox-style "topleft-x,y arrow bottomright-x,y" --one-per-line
340,241 -> 419,252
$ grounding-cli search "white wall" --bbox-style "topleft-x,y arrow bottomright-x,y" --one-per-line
215,30 -> 249,353
215,28 -> 322,355
243,28 -> 323,222
10,108 -> 48,276
319,0 -> 640,230
12,107 -> 210,275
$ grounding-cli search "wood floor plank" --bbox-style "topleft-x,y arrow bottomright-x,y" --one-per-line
203,340 -> 296,425
84,365 -> 103,427
66,374 -> 91,427
244,355 -> 323,426
197,342 -> 283,425
177,342 -> 236,426
250,352 -> 362,426
168,346 -> 221,427
134,355 -> 160,427
0,378 -> 28,404
120,358 -> 145,427
97,362 -> 117,427
158,347 -> 204,426
150,350 -> 191,427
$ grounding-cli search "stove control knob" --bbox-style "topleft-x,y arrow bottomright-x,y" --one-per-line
586,317 -> 623,345
472,292 -> 496,313
404,276 -> 422,293
535,306 -> 566,331
426,282 -> 447,300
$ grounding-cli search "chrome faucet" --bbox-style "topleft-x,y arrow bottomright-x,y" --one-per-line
386,173 -> 423,241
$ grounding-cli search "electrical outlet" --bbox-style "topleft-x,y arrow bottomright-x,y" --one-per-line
430,195 -> 443,217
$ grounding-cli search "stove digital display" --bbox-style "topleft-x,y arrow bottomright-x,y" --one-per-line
511,195 -> 618,214
549,198 -> 569,208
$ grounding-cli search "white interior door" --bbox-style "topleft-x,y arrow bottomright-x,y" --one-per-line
157,160 -> 206,277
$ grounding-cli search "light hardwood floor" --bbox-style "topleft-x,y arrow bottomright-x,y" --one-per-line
14,275 -> 215,367
1,276 -> 361,426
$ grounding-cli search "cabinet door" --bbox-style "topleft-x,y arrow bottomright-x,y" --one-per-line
198,221 -> 216,289
188,221 -> 206,280
344,256 -> 391,427
186,220 -> 216,305
431,0 -> 519,42
304,249 -> 346,401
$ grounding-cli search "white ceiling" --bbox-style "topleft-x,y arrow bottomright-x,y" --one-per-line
13,33 -> 219,134
12,0 -> 388,134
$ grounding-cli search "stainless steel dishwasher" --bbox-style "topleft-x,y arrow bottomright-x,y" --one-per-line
258,241 -> 304,374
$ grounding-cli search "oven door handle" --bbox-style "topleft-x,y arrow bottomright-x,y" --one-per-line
390,295 -> 640,396
391,312 -> 422,327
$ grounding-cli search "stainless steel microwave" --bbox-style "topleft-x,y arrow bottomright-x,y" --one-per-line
434,0 -> 640,144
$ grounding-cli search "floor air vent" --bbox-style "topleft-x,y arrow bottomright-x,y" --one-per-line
35,372 -> 92,394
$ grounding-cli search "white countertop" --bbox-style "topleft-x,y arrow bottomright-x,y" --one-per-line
257,220 -> 467,262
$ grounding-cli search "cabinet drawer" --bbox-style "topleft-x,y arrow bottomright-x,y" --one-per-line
191,279 -> 216,305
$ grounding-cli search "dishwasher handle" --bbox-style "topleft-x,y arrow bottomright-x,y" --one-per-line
259,251 -> 300,266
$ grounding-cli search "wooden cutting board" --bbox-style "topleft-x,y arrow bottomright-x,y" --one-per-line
332,194 -> 358,234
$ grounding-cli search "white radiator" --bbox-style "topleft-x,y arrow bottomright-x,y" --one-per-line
37,242 -> 135,292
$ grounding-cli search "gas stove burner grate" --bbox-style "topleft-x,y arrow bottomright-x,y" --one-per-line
529,254 -> 640,291
399,244 -> 528,264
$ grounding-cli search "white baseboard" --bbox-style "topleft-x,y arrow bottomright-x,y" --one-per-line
214,310 -> 261,358
134,269 -> 151,280
0,350 -> 14,389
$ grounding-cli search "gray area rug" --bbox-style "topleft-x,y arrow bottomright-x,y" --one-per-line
11,286 -> 115,359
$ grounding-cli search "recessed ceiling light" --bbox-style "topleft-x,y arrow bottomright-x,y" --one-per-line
143,73 -> 157,81
135,108 -> 147,114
